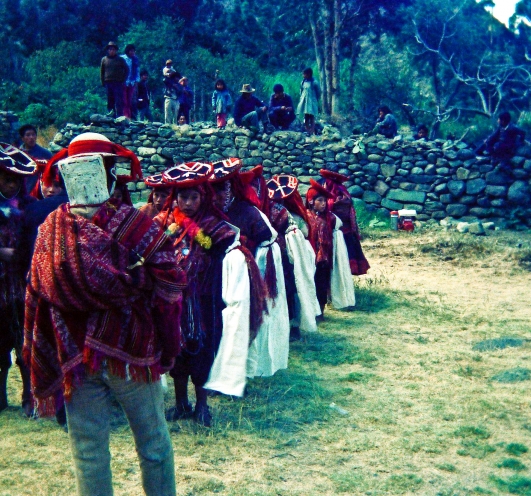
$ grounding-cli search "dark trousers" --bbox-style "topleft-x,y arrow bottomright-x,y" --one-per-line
269,110 -> 295,130
314,264 -> 331,313
105,81 -> 124,117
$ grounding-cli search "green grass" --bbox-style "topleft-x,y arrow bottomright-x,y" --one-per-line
498,458 -> 528,471
506,443 -> 529,456
491,368 -> 531,383
473,338 -> 524,352
490,475 -> 531,495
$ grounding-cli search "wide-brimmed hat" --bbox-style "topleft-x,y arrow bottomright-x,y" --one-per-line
144,173 -> 171,189
319,169 -> 349,183
0,142 -> 37,176
106,41 -> 118,50
42,132 -> 142,187
165,59 -> 172,65
307,178 -> 334,203
267,174 -> 298,200
240,84 -> 255,93
162,162 -> 213,188
209,158 -> 243,183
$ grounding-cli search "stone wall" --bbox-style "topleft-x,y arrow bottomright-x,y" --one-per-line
0,111 -> 20,145
51,116 -> 531,222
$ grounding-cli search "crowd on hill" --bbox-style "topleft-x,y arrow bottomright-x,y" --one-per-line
0,132 -> 370,494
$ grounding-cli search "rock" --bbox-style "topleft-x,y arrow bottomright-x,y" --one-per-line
482,222 -> 496,230
468,222 -> 485,235
447,180 -> 465,196
446,204 -> 468,217
374,180 -> 389,196
485,171 -> 511,185
381,198 -> 403,210
466,178 -> 486,195
456,167 -> 470,180
362,190 -> 382,204
507,180 -> 530,204
363,163 -> 380,175
485,185 -> 507,197
380,163 -> 396,177
376,141 -> 393,151
137,147 -> 157,156
456,222 -> 469,233
347,185 -> 364,197
386,189 -> 426,204
457,149 -> 476,160
150,154 -> 168,165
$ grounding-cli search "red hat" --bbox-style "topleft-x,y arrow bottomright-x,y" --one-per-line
144,173 -> 171,189
319,169 -> 349,183
162,161 -> 213,188
306,178 -> 333,203
42,133 -> 142,187
209,157 -> 243,183
267,174 -> 298,200
239,165 -> 263,185
0,142 -> 36,176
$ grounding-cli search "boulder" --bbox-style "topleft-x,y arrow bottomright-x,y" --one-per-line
447,180 -> 465,197
507,180 -> 530,204
446,204 -> 468,217
386,189 -> 426,204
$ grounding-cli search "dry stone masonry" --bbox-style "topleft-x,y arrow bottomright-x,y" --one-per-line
47,115 -> 531,223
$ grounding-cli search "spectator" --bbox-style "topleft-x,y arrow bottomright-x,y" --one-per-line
121,44 -> 140,119
296,68 -> 320,135
413,124 -> 429,140
100,41 -> 128,118
475,112 -> 526,169
136,70 -> 153,122
212,79 -> 232,129
269,84 -> 295,130
18,125 -> 52,193
163,59 -> 175,78
164,72 -> 181,125
233,84 -> 272,133
178,115 -> 187,126
372,106 -> 397,139
177,77 -> 194,124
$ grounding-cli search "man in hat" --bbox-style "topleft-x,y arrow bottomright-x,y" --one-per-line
100,42 -> 129,118
23,133 -> 185,495
233,84 -> 273,133
0,144 -> 36,416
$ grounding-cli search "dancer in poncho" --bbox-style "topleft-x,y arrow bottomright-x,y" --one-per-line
306,179 -> 355,317
0,143 -> 36,416
319,169 -> 370,276
23,133 -> 184,496
267,174 -> 320,336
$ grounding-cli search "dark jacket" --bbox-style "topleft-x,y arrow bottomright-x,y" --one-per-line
486,124 -> 526,159
137,80 -> 151,109
100,55 -> 129,84
233,95 -> 266,126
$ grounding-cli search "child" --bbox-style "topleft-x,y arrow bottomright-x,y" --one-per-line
212,79 -> 232,128
139,173 -> 173,219
136,70 -> 153,122
297,68 -> 321,135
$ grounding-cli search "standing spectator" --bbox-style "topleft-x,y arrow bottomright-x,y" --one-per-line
297,68 -> 320,135
372,106 -> 397,138
177,77 -> 194,124
136,70 -> 153,122
18,124 -> 52,193
164,72 -> 181,125
163,59 -> 175,78
100,41 -> 129,118
121,44 -> 140,119
23,133 -> 184,495
269,84 -> 295,130
233,84 -> 271,133
211,79 -> 232,129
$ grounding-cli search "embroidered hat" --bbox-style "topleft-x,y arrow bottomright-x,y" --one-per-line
267,174 -> 299,200
319,169 -> 349,183
209,157 -> 243,183
162,161 -> 213,187
42,132 -> 142,187
240,84 -> 255,93
144,173 -> 171,189
306,178 -> 334,203
0,142 -> 37,176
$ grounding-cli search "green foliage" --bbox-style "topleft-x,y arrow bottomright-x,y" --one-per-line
473,338 -> 524,352
498,459 -> 528,472
454,425 -> 491,439
383,473 -> 423,493
19,103 -> 54,127
491,368 -> 531,383
490,475 -> 531,495
506,443 -> 529,456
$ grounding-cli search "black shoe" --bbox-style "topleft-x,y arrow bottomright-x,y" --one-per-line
56,404 -> 67,427
22,399 -> 36,419
289,327 -> 302,342
165,401 -> 193,421
194,404 -> 212,427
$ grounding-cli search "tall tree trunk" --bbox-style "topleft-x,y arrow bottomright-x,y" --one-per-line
309,12 -> 327,115
330,0 -> 341,118
322,2 -> 333,115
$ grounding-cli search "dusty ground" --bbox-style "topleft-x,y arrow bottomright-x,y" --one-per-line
1,227 -> 530,495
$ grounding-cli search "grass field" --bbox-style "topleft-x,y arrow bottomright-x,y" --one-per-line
1,225 -> 530,495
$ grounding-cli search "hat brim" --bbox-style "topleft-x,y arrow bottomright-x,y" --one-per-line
162,162 -> 213,187
308,178 -> 334,199
0,143 -> 37,176
319,169 -> 349,183
267,174 -> 298,200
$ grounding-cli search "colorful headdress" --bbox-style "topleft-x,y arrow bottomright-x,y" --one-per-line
319,169 -> 349,184
306,178 -> 333,204
42,133 -> 142,187
0,142 -> 36,176
209,158 -> 242,183
267,174 -> 299,200
144,173 -> 169,189
162,161 -> 213,188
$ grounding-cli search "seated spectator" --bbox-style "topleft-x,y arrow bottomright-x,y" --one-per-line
413,124 -> 429,140
234,84 -> 272,133
372,106 -> 397,138
269,84 -> 295,130
475,112 -> 526,165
